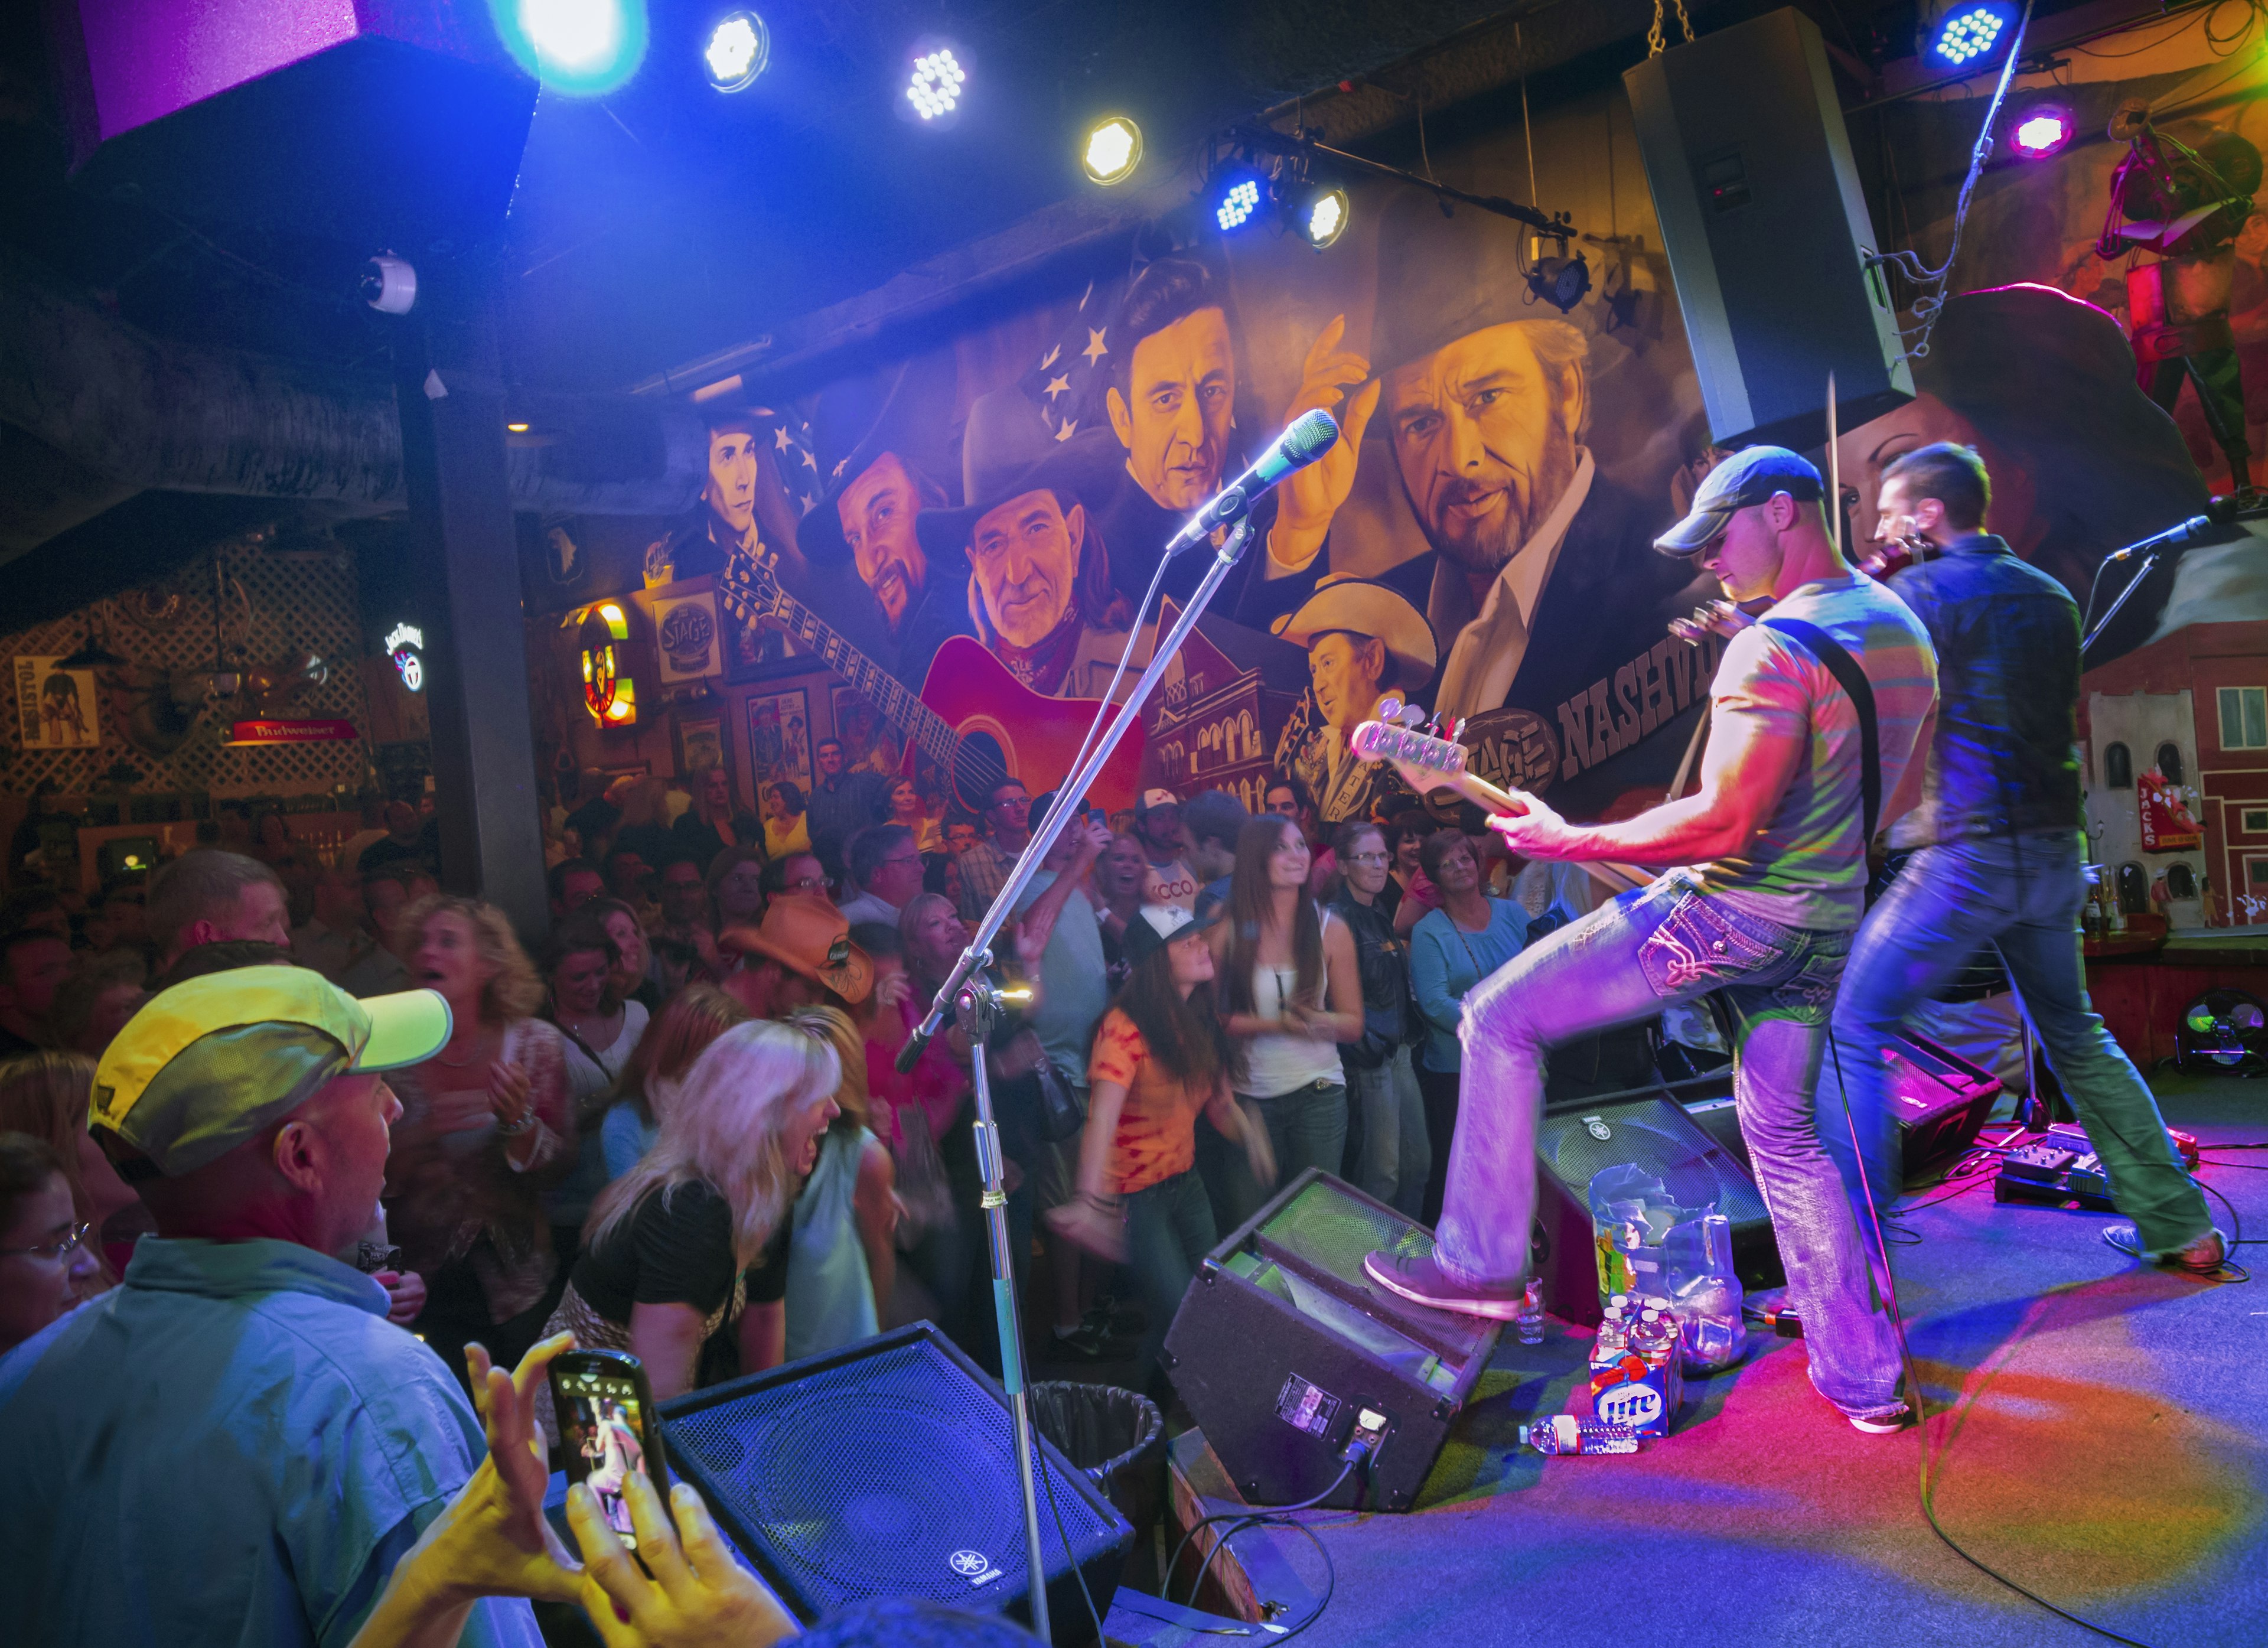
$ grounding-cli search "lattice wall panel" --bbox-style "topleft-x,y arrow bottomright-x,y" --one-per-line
2,535 -> 373,800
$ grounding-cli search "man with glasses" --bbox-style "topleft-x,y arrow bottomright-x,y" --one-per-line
1366,447 -> 1941,1438
839,824 -> 925,928
0,967 -> 545,1648
957,778 -> 1032,924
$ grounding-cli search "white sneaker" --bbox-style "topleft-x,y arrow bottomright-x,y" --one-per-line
1849,1405 -> 1912,1435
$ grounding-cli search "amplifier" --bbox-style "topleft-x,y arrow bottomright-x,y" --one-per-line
1163,1170 -> 1499,1512
659,1324 -> 1130,1644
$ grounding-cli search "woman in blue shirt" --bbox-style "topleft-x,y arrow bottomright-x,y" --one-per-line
1408,829 -> 1528,1224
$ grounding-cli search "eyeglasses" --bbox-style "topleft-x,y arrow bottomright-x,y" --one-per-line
1347,852 -> 1390,865
786,874 -> 827,889
879,854 -> 921,868
0,1222 -> 90,1261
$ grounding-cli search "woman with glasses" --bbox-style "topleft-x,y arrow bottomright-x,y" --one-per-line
0,1132 -> 99,1359
1329,822 -> 1429,1217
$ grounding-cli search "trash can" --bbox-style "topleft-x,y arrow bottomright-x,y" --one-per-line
1028,1380 -> 1164,1577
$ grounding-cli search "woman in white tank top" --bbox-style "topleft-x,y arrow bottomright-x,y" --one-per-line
1207,815 -> 1364,1219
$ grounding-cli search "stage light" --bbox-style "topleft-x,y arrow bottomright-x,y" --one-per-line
2010,104 -> 2074,159
1299,185 -> 1350,249
1526,239 -> 1592,314
1921,2 -> 2016,68
1214,173 -> 1264,233
492,0 -> 649,96
905,46 -> 966,121
703,11 -> 768,92
506,422 -> 531,432
1083,116 -> 1142,185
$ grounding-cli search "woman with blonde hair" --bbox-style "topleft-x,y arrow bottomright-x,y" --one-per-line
599,984 -> 747,1176
0,1051 -> 141,1288
779,1006 -> 898,1363
541,1018 -> 843,1409
384,893 -> 575,1377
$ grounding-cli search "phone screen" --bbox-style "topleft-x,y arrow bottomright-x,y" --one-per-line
556,1363 -> 662,1548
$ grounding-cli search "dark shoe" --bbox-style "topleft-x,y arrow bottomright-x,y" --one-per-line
1045,1322 -> 1114,1362
1083,1302 -> 1142,1340
2104,1223 -> 2230,1275
1363,1250 -> 1526,1320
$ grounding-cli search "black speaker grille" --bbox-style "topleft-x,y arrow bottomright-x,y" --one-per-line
663,1337 -> 1119,1614
1538,1103 -> 1768,1228
1256,1176 -> 1499,1366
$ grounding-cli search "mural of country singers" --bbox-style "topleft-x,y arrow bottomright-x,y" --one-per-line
634,79 -> 2263,826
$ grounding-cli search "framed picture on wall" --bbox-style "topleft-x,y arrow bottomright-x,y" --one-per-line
651,588 -> 724,683
746,688 -> 813,797
829,685 -> 904,778
674,712 -> 727,785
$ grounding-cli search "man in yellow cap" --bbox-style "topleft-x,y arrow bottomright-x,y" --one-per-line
0,966 -> 545,1648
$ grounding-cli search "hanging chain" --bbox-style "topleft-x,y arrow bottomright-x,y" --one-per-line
1647,0 -> 1695,57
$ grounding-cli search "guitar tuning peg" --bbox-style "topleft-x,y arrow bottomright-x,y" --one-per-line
1376,696 -> 1405,725
1396,702 -> 1426,729
1449,717 -> 1467,743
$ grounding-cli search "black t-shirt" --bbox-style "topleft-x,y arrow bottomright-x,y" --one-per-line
572,1178 -> 790,1328
357,836 -> 429,873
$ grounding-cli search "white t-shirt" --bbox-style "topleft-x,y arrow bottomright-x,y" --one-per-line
1684,574 -> 1937,932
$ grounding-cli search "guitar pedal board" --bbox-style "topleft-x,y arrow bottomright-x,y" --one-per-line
1992,1121 -> 2201,1212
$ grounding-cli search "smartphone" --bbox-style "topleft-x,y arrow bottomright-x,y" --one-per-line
550,1349 -> 670,1549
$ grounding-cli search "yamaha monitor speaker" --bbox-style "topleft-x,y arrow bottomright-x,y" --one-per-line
658,1324 -> 1132,1644
1163,1170 -> 1500,1512
1624,7 -> 1913,451
1533,1092 -> 1784,1325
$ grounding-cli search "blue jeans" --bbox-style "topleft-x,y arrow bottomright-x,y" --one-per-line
1447,875 -> 1905,1421
1830,830 -> 2211,1252
1348,1047 -> 1431,1219
1125,1168 -> 1217,1374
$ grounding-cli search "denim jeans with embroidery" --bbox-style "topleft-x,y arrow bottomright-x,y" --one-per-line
1442,874 -> 1905,1420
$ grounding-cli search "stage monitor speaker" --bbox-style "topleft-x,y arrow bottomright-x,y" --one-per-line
1162,1170 -> 1500,1513
1623,7 -> 1912,451
47,0 -> 536,252
1682,1030 -> 2002,1185
657,1324 -> 1132,1645
1533,1092 -> 1783,1325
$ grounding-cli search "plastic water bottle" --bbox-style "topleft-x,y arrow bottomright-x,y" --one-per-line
1515,1278 -> 1546,1346
1588,1304 -> 1632,1392
1595,1308 -> 1683,1438
1520,1415 -> 1641,1456
1670,1214 -> 1748,1373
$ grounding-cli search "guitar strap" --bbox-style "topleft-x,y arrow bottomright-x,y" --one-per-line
1759,617 -> 1881,846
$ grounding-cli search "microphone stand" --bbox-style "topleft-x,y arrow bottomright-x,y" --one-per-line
906,514 -> 1259,1643
2084,494 -> 2268,654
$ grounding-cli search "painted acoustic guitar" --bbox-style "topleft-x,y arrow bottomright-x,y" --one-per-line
1350,717 -> 1651,896
719,559 -> 1146,815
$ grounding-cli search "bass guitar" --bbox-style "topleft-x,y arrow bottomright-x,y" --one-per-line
1350,717 -> 1651,896
718,559 -> 1146,815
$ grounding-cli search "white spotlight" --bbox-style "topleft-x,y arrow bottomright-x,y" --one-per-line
906,47 -> 966,121
704,11 -> 768,92
1082,116 -> 1142,185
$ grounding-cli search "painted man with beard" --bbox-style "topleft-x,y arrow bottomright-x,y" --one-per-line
917,390 -> 1179,704
796,364 -> 974,689
1276,195 -> 1705,817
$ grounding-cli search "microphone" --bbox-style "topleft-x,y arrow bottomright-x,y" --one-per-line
2104,493 -> 2263,561
1164,408 -> 1341,556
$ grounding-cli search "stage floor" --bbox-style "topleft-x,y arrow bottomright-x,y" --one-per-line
1153,1070 -> 2268,1648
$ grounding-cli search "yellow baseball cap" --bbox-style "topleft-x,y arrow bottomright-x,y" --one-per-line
90,966 -> 451,1177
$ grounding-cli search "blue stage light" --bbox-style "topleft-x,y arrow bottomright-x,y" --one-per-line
704,11 -> 769,92
492,0 -> 649,96
1214,175 -> 1263,233
1925,2 -> 2016,68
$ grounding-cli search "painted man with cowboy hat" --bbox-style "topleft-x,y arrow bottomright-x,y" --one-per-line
1268,189 -> 1707,817
790,360 -> 975,689
915,388 -> 1182,704
1270,574 -> 1436,825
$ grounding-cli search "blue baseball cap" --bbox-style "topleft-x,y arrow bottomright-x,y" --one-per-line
1654,446 -> 1826,555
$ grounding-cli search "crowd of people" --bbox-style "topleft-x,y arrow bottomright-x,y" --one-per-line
2,438 -> 2217,1643
0,711 -> 1577,1644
